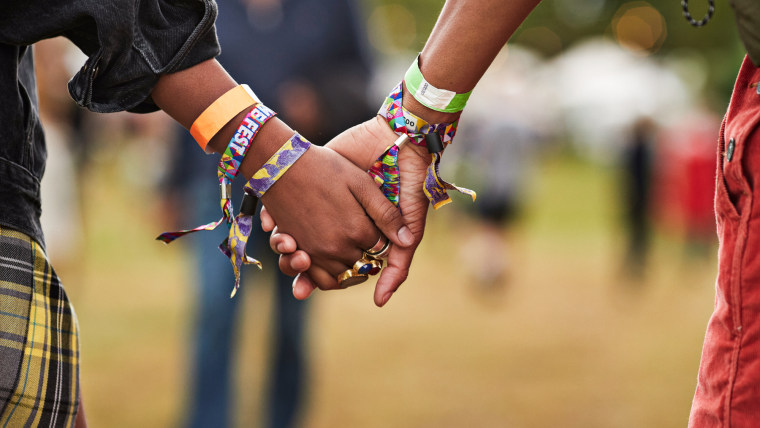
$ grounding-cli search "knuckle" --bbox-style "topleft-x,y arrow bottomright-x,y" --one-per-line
396,269 -> 409,285
318,240 -> 343,259
270,237 -> 282,254
376,201 -> 400,228
346,218 -> 373,245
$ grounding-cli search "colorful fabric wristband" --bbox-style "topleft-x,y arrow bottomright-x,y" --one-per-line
219,104 -> 277,183
404,55 -> 472,113
157,103 -> 276,244
380,83 -> 458,147
375,82 -> 475,209
219,191 -> 262,298
190,84 -> 260,151
219,133 -> 312,296
216,104 -> 276,219
245,133 -> 312,198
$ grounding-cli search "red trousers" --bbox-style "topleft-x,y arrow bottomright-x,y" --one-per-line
690,56 -> 760,426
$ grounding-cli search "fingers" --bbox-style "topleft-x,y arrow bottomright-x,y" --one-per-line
366,142 -> 430,306
290,259 -> 374,300
306,265 -> 341,290
277,251 -> 311,276
270,226 -> 299,255
292,273 -> 317,300
373,245 -> 415,307
260,206 -> 275,232
350,177 -> 414,249
263,124 -> 422,303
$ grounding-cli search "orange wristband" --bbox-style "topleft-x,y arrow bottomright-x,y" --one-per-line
190,84 -> 260,151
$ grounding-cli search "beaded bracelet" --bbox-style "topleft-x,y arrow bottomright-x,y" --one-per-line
157,103 -> 276,244
374,82 -> 475,209
221,133 -> 312,296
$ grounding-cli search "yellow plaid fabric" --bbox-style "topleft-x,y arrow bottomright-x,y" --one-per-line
0,226 -> 79,427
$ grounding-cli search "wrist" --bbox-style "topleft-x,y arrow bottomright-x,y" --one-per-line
401,84 -> 461,124
206,108 -> 296,180
237,118 -> 296,180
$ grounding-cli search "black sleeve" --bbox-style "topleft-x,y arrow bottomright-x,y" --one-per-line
0,0 -> 221,113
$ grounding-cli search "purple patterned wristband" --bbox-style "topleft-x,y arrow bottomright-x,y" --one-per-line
245,133 -> 311,198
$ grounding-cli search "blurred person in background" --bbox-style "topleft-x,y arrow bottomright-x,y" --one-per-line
452,48 -> 546,299
619,116 -> 656,280
455,119 -> 539,297
164,0 -> 375,427
269,1 -> 760,426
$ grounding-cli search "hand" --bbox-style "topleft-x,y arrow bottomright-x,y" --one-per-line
263,116 -> 431,306
259,142 -> 416,289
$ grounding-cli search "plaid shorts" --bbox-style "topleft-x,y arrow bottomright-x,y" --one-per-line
0,226 -> 80,427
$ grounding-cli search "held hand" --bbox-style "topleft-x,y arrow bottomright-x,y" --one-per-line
259,143 -> 415,290
264,116 -> 431,306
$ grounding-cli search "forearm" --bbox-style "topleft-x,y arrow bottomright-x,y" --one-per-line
151,58 -> 294,179
404,0 -> 541,123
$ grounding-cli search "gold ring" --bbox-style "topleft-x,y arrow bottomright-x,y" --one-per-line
365,238 -> 391,260
337,268 -> 368,288
354,258 -> 383,276
367,236 -> 388,253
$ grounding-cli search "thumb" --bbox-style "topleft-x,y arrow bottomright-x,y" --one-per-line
350,175 -> 415,248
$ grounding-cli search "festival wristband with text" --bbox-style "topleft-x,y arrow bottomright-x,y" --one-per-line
404,55 -> 472,113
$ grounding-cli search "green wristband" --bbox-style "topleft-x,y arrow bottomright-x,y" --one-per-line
403,55 -> 472,113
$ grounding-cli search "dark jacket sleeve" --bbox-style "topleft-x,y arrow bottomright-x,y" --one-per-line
0,0 -> 220,113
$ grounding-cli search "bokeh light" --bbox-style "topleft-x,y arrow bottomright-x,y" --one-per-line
612,1 -> 667,54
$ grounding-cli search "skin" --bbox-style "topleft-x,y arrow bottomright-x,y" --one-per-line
150,58 -> 415,286
263,117 -> 429,304
268,0 -> 543,306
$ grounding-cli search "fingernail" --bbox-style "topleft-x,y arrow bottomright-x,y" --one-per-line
276,242 -> 285,253
398,226 -> 414,246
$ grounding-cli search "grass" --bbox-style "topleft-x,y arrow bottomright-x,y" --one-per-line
54,149 -> 716,427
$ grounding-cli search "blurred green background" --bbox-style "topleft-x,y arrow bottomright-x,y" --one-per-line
34,0 -> 744,426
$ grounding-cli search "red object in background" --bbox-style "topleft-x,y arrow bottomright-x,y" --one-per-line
651,111 -> 719,241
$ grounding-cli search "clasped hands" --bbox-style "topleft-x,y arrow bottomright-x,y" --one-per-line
257,116 -> 430,307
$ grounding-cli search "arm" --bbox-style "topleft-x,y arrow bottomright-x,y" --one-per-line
404,0 -> 541,123
151,58 -> 293,173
